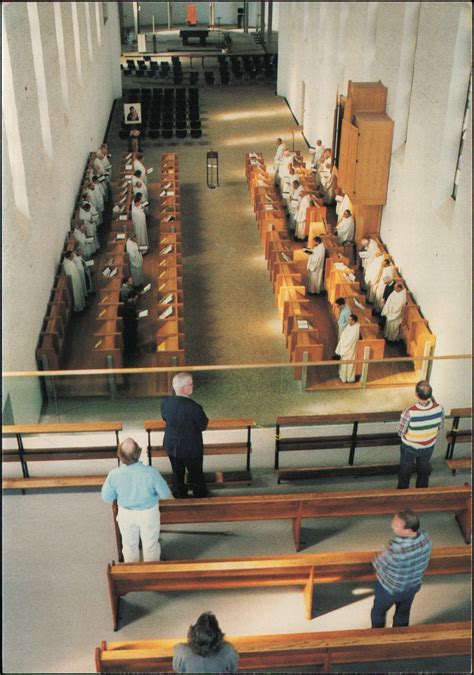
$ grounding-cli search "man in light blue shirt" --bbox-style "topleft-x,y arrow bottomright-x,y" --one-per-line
101,437 -> 172,562
335,297 -> 351,337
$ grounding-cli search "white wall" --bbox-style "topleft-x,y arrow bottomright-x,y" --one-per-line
277,1 -> 472,408
2,1 -> 122,422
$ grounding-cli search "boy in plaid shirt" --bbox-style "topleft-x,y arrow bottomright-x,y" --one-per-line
371,509 -> 432,628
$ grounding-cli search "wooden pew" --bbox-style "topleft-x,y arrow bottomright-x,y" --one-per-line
106,546 -> 471,629
275,412 -> 404,481
445,407 -> 472,474
96,621 -> 472,672
144,418 -> 254,487
2,422 -> 122,490
112,485 -> 472,560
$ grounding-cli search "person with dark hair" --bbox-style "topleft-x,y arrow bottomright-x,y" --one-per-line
121,291 -> 139,356
131,192 -> 149,249
120,275 -> 135,302
371,510 -> 432,628
101,437 -> 171,562
173,612 -> 239,673
397,380 -> 445,489
335,297 -> 351,337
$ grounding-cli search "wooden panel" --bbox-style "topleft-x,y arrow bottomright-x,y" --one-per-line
338,119 -> 359,195
347,81 -> 388,114
352,204 -> 383,239
353,113 -> 394,205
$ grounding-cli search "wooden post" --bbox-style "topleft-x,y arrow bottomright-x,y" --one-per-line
303,566 -> 315,620
107,563 -> 120,631
292,500 -> 303,551
106,354 -> 116,399
300,350 -> 309,391
360,345 -> 371,388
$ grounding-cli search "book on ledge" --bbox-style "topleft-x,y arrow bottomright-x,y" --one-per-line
146,167 -> 153,175
102,266 -> 117,277
344,272 -> 356,282
281,252 -> 292,262
138,309 -> 148,319
264,204 -> 274,211
141,282 -> 151,293
115,233 -> 126,241
85,260 -> 94,267
125,153 -> 132,160
119,215 -> 128,221
119,196 -> 127,204
165,215 -> 175,222
139,245 -> 148,252
159,293 -> 173,305
164,182 -> 172,189
121,182 -> 128,189
159,306 -> 173,320
297,319 -> 312,329
161,244 -> 173,255
166,191 -> 175,196
94,339 -> 103,349
160,190 -> 166,197
125,164 -> 132,170
334,262 -> 346,269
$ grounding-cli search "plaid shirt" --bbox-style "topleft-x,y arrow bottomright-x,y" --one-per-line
373,530 -> 432,594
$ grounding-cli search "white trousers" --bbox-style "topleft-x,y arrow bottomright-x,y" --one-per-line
116,504 -> 161,562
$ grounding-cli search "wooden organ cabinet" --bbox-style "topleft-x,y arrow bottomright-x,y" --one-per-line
336,81 -> 394,239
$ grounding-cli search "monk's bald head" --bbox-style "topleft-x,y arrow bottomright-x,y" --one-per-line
118,438 -> 141,465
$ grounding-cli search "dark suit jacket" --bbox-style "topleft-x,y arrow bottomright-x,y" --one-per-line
161,395 -> 209,459
383,282 -> 395,302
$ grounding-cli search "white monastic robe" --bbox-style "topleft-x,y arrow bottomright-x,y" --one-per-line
132,181 -> 148,202
382,289 -> 407,341
336,193 -> 351,220
319,161 -> 334,204
133,158 -> 147,184
374,268 -> 394,311
288,184 -> 304,228
309,143 -> 324,170
63,257 -> 86,312
126,238 -> 144,286
87,185 -> 104,214
336,214 -> 355,244
295,194 -> 312,240
278,154 -> 294,194
273,142 -> 286,174
131,202 -> 149,248
361,238 -> 379,273
72,252 -> 88,296
79,208 -> 99,252
335,322 -> 360,383
306,243 -> 326,294
364,255 -> 385,303
73,227 -> 94,259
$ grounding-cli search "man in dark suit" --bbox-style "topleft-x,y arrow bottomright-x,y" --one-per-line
161,373 -> 209,498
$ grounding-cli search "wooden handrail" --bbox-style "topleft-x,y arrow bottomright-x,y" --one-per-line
276,412 -> 401,425
2,422 -> 123,435
144,418 -> 255,431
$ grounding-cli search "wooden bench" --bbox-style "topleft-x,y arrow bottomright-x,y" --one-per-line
144,418 -> 254,487
107,545 -> 471,630
111,484 -> 472,559
445,408 -> 472,474
96,621 -> 472,672
2,422 -> 122,490
275,412 -> 402,481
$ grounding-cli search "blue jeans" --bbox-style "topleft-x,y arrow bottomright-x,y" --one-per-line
371,580 -> 421,628
397,442 -> 434,489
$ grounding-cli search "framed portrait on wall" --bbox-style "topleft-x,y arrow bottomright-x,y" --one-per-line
124,103 -> 142,124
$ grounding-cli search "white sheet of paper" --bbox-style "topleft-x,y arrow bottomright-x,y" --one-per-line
138,309 -> 149,318
142,283 -> 151,293
159,306 -> 173,320
119,215 -> 127,221
146,167 -> 154,175
159,293 -> 173,305
125,164 -> 132,170
85,260 -> 94,267
115,233 -> 126,240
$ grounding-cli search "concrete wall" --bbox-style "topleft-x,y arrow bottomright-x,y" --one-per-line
2,1 -> 122,423
277,1 -> 472,408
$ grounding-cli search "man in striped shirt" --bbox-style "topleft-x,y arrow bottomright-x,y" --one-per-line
371,509 -> 432,628
397,380 -> 445,489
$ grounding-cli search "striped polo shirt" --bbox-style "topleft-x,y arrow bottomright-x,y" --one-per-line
398,400 -> 444,450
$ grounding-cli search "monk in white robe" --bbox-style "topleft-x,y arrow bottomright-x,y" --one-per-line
132,178 -> 148,202
335,315 -> 360,383
131,194 -> 149,249
132,153 -> 147,184
382,283 -> 407,341
71,250 -> 88,296
359,237 -> 379,275
374,263 -> 395,312
87,182 -> 104,214
364,251 -> 385,303
278,150 -> 294,193
288,180 -> 303,229
295,193 -> 314,240
273,137 -> 286,180
309,140 -> 324,171
82,192 -> 101,225
335,190 -> 351,221
63,252 -> 86,312
126,234 -> 144,286
281,164 -> 296,201
79,203 -> 99,253
335,210 -> 355,244
73,224 -> 94,259
306,237 -> 326,294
